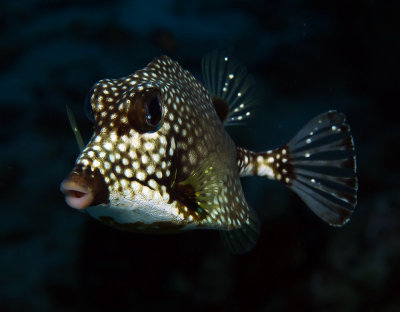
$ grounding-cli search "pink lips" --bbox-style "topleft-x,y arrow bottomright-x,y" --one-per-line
60,179 -> 94,210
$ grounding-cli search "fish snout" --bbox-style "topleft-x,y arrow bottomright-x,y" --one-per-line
60,166 -> 109,210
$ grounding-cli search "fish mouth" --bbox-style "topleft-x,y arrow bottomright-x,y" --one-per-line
60,165 -> 110,210
60,179 -> 94,210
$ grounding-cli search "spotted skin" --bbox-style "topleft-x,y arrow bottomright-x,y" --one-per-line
237,146 -> 295,185
62,54 -> 358,252
73,56 -> 249,231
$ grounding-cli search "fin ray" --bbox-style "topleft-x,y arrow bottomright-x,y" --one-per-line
287,111 -> 358,225
201,51 -> 256,126
219,208 -> 260,254
66,105 -> 85,152
236,111 -> 357,226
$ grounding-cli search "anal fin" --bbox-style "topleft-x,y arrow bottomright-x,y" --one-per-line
219,208 -> 260,254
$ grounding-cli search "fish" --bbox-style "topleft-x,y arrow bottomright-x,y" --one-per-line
60,52 -> 358,254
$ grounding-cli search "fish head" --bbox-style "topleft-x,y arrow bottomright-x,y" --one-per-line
60,56 -> 232,231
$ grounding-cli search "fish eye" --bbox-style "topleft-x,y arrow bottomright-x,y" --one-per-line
128,88 -> 164,133
84,87 -> 95,123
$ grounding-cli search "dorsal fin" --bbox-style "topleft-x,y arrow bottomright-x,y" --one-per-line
201,51 -> 256,126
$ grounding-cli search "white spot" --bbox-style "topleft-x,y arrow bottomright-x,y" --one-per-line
162,192 -> 169,202
306,138 -> 312,144
130,181 -> 141,193
110,133 -> 118,142
80,159 -> 89,166
103,142 -> 112,151
120,179 -> 128,187
147,165 -> 155,174
92,159 -> 101,168
118,143 -> 126,152
124,169 -> 133,178
305,153 -> 311,158
159,136 -> 167,145
144,142 -> 154,151
136,171 -> 146,181
148,179 -> 157,189
152,153 -> 160,162
141,154 -> 148,164
257,164 -> 274,178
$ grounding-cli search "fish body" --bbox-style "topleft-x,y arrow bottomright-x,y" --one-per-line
61,52 -> 358,253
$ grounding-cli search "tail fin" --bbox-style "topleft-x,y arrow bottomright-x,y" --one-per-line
237,111 -> 358,226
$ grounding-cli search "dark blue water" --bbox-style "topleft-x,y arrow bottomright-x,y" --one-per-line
1,0 -> 399,311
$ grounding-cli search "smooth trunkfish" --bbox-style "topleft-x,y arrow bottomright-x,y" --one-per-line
61,52 -> 358,254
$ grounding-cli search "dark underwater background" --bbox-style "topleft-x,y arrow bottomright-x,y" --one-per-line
1,0 -> 399,311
